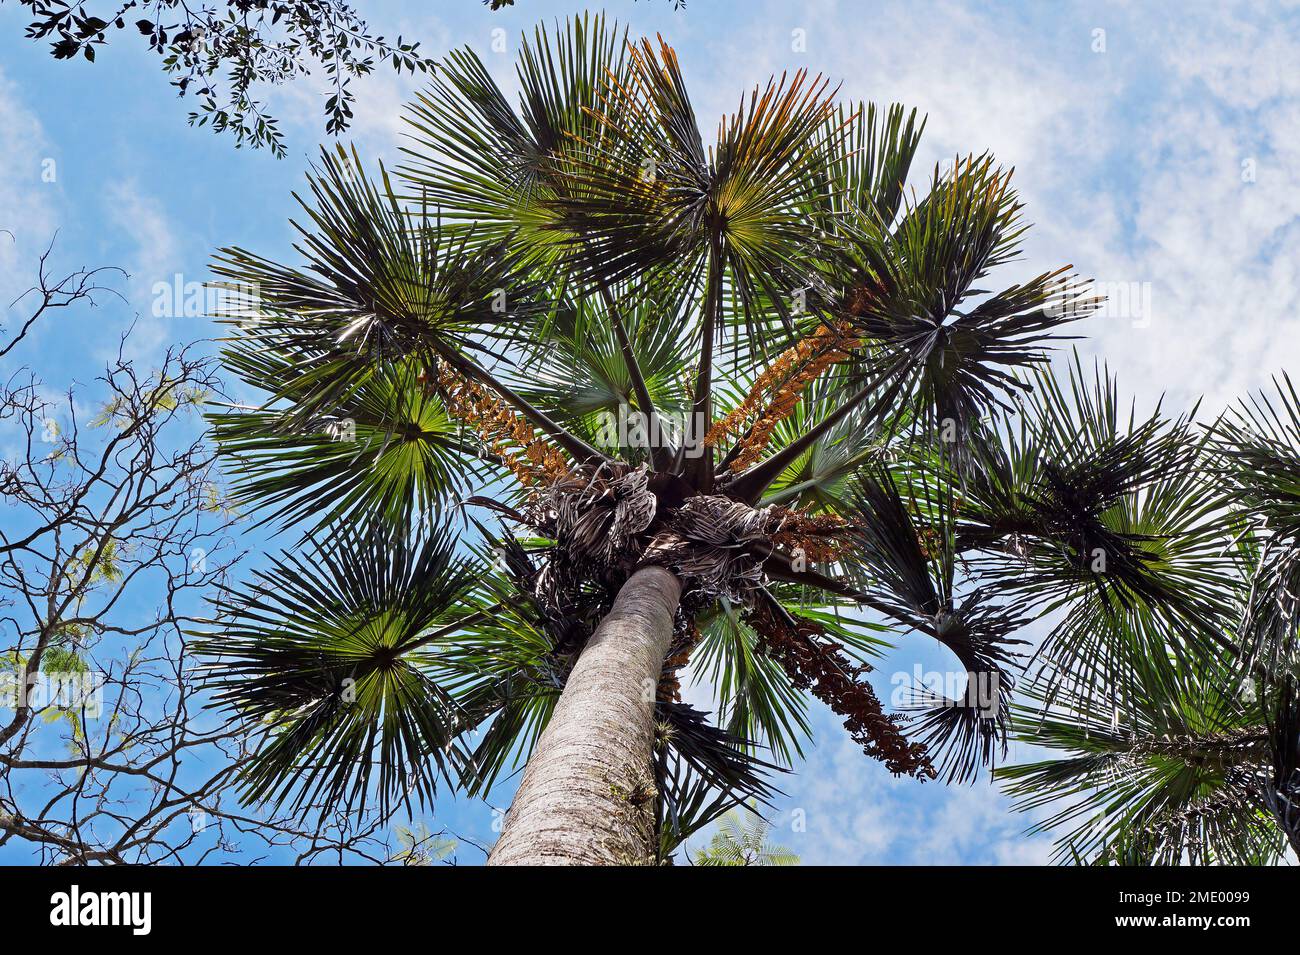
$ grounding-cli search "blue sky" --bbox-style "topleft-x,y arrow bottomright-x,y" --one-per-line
2,0 -> 1298,865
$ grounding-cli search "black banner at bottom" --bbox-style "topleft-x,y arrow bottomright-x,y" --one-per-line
1,864 -> 1288,943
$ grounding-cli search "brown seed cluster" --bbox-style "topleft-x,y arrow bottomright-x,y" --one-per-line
657,619 -> 701,704
706,321 -> 860,471
748,601 -> 937,780
433,362 -> 571,486
770,506 -> 852,563
916,525 -> 943,561
846,274 -> 892,320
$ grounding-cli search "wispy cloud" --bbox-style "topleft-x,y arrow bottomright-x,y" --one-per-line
100,179 -> 183,362
756,724 -> 1055,865
0,65 -> 59,302
686,0 -> 1300,417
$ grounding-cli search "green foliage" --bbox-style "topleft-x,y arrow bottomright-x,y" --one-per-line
992,369 -> 1300,864
693,807 -> 798,866
15,0 -> 437,156
197,526 -> 477,816
391,824 -> 457,865
212,349 -> 483,535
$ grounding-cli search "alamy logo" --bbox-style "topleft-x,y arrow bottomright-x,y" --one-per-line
890,665 -> 1001,718
49,885 -> 152,936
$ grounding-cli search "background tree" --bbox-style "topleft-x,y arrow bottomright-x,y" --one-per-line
7,0 -> 436,156
0,241 -> 466,863
6,0 -> 684,156
997,370 -> 1300,864
692,805 -> 797,866
198,14 -> 1296,866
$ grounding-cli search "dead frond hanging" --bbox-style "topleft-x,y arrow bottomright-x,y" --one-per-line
644,495 -> 783,605
531,463 -> 659,572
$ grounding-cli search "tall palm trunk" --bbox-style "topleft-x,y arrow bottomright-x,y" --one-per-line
488,566 -> 682,865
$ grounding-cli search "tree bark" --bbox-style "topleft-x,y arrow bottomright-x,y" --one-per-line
488,565 -> 682,866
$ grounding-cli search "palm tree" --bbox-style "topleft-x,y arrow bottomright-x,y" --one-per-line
995,372 -> 1300,864
195,13 -> 1245,866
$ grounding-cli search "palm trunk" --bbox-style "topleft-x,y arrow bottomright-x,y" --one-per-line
488,566 -> 682,865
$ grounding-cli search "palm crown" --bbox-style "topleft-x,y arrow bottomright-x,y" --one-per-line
199,14 -> 1299,864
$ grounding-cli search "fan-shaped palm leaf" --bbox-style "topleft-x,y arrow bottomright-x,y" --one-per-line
692,805 -> 799,866
211,346 -> 487,535
834,466 -> 1026,781
999,656 -> 1286,865
1213,372 -> 1300,674
399,13 -> 632,263
196,525 -> 480,816
956,358 -> 1239,706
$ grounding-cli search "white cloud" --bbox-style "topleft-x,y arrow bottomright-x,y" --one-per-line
100,180 -> 183,361
0,65 -> 59,303
762,725 -> 1054,865
104,180 -> 180,286
1161,3 -> 1300,110
1024,8 -> 1300,417
682,1 -> 1300,418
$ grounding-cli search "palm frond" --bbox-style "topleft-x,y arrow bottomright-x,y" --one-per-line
805,101 -> 924,235
690,599 -> 812,764
513,277 -> 696,461
399,13 -> 631,263
999,659 -> 1287,865
752,369 -> 898,511
196,525 -> 481,817
1263,674 -> 1300,856
1213,372 -> 1300,674
655,701 -> 784,858
692,804 -> 798,866
211,347 -> 486,535
834,158 -> 1099,453
212,145 -> 544,432
839,466 -> 1028,781
958,358 -> 1238,704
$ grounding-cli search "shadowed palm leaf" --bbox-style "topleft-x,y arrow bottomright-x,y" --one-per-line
197,526 -> 477,816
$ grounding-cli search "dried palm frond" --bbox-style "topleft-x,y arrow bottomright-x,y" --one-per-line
494,465 -> 662,668
1264,676 -> 1300,855
530,463 -> 658,567
658,617 -> 702,704
645,495 -> 782,605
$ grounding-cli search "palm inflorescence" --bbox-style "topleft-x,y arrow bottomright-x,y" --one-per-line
198,14 -> 1300,863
